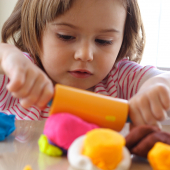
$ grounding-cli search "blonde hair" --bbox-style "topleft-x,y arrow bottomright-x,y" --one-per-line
1,0 -> 145,69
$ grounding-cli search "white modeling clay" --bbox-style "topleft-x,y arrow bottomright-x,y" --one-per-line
68,135 -> 131,170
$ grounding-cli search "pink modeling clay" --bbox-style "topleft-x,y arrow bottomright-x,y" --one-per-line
44,113 -> 99,150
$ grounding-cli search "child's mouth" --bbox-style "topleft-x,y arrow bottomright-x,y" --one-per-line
69,70 -> 92,78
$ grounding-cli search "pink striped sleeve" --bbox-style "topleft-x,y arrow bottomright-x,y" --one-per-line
135,66 -> 155,93
23,52 -> 35,63
0,73 -> 44,120
0,75 -> 10,108
117,60 -> 164,100
40,106 -> 50,119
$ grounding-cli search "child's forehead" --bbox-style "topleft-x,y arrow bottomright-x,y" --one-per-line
42,0 -> 127,23
49,0 -> 127,29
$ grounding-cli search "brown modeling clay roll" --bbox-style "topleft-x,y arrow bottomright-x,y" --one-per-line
125,125 -> 170,157
126,125 -> 160,150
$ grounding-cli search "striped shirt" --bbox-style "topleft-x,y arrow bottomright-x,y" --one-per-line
0,53 -> 163,120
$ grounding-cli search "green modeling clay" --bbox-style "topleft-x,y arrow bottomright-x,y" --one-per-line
38,134 -> 63,156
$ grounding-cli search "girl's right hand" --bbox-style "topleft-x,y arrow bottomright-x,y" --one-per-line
0,43 -> 54,109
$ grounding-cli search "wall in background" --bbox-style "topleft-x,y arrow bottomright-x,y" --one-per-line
0,0 -> 18,40
137,0 -> 170,68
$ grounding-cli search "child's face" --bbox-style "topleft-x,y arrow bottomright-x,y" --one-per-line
40,0 -> 126,90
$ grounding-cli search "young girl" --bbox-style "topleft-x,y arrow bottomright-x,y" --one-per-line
0,0 -> 169,128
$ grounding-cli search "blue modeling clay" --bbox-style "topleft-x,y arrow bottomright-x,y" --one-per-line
0,112 -> 16,141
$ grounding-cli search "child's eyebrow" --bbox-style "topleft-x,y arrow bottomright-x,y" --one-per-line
51,22 -> 78,29
51,22 -> 120,34
98,28 -> 120,34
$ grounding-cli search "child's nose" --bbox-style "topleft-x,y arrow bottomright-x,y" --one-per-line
74,43 -> 93,62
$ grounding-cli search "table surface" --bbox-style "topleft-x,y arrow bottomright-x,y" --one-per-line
0,120 -> 169,170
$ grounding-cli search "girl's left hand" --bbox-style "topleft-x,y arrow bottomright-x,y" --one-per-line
129,82 -> 170,128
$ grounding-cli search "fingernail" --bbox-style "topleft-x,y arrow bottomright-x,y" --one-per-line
157,122 -> 162,129
164,112 -> 169,120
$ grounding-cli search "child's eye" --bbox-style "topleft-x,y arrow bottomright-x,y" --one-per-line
95,39 -> 113,46
57,34 -> 75,41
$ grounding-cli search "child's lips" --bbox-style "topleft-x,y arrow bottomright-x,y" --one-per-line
69,69 -> 92,78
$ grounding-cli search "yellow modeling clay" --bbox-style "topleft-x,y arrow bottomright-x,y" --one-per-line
82,128 -> 125,170
23,165 -> 32,170
148,142 -> 170,170
38,134 -> 63,156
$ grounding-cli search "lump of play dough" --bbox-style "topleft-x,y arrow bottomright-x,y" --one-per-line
82,129 -> 125,170
148,142 -> 170,170
68,133 -> 131,170
126,125 -> 159,150
44,113 -> 99,150
48,139 -> 67,155
0,112 -> 15,141
131,131 -> 170,157
125,125 -> 170,158
23,165 -> 33,170
38,134 -> 63,156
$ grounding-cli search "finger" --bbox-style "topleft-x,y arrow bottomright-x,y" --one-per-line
1,50 -> 25,76
129,99 -> 146,126
138,95 -> 158,126
20,75 -> 50,108
6,67 -> 26,92
10,69 -> 37,98
150,94 -> 168,121
157,85 -> 170,110
35,82 -> 54,109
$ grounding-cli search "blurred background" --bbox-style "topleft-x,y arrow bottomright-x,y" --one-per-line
0,0 -> 170,69
0,0 -> 18,34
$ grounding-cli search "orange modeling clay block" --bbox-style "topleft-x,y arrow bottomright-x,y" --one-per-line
82,128 -> 125,170
148,142 -> 170,170
49,84 -> 129,131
